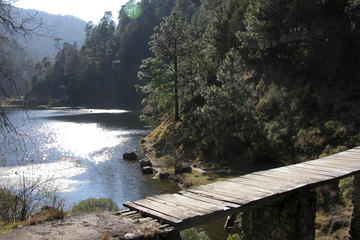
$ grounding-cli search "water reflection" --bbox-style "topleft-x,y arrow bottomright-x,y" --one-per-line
39,121 -> 128,161
0,157 -> 86,192
0,108 -> 178,209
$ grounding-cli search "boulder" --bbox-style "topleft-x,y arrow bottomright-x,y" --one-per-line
159,171 -> 171,180
124,233 -> 136,239
175,163 -> 192,174
155,151 -> 164,158
141,166 -> 153,174
123,152 -> 138,160
139,159 -> 152,168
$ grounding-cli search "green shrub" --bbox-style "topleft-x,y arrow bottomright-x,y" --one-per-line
0,190 -> 18,221
71,198 -> 119,213
320,145 -> 348,158
0,221 -> 19,234
180,228 -> 211,240
0,183 -> 63,222
339,176 -> 353,202
226,233 -> 242,240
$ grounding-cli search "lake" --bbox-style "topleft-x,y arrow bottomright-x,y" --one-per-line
0,108 -> 178,209
0,107 -> 231,239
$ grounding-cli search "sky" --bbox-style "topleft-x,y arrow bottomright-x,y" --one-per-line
14,0 -> 131,23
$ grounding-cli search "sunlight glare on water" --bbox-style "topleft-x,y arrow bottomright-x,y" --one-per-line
39,122 -> 127,163
0,157 -> 86,192
71,109 -> 129,114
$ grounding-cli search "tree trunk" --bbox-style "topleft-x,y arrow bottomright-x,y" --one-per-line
174,61 -> 179,122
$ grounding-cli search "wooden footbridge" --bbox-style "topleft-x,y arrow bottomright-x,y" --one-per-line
124,147 -> 360,239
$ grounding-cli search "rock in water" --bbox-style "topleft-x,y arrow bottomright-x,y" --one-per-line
123,152 -> 138,160
159,171 -> 170,180
141,166 -> 153,174
139,158 -> 152,167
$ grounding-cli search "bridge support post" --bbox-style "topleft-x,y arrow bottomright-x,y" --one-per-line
350,174 -> 360,239
161,230 -> 181,240
242,189 -> 316,240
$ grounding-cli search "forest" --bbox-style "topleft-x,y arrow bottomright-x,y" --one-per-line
29,0 -> 360,168
0,7 -> 86,98
29,0 -> 176,107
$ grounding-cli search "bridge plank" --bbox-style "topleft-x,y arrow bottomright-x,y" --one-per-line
326,155 -> 360,162
273,165 -> 334,178
192,186 -> 264,203
338,150 -> 360,154
294,162 -> 351,175
146,196 -> 211,215
195,186 -> 270,202
123,202 -> 182,225
317,158 -> 360,167
247,171 -> 309,186
256,168 -> 331,185
170,193 -> 231,211
227,175 -> 306,194
197,180 -> 276,198
345,149 -> 360,154
304,161 -> 360,172
321,159 -> 360,169
178,191 -> 241,209
132,198 -> 201,220
286,165 -> 344,178
228,175 -> 298,188
331,153 -> 360,159
224,181 -> 278,194
329,156 -> 360,162
147,194 -> 217,214
186,188 -> 249,205
302,161 -> 356,173
197,179 -> 276,194
243,171 -> 309,185
245,170 -> 329,191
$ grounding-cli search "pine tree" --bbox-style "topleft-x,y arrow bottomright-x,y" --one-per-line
139,9 -> 195,122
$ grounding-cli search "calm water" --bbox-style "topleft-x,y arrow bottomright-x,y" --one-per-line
0,108 -> 177,208
0,107 -> 232,239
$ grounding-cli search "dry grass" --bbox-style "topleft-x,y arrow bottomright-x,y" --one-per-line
0,221 -> 19,234
144,225 -> 161,238
100,232 -> 111,240
315,184 -> 353,240
167,168 -> 233,188
145,117 -> 174,152
23,207 -> 65,226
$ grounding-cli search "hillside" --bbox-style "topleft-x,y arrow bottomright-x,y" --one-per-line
29,0 -> 175,107
0,8 -> 87,98
17,8 -> 87,61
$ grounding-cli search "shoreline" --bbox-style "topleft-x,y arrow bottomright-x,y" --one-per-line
0,97 -> 143,111
138,136 -> 239,189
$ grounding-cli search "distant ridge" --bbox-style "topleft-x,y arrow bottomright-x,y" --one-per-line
16,8 -> 87,60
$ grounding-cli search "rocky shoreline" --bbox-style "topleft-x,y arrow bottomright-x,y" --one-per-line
123,137 -> 242,190
0,210 -> 176,240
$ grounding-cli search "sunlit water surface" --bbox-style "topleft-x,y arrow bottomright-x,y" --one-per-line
0,108 -> 177,208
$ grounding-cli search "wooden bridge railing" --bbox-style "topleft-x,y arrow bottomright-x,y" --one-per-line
124,147 -> 360,239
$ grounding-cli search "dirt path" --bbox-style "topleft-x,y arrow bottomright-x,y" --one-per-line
0,212 -> 171,240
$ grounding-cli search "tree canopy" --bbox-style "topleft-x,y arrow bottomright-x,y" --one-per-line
27,0 -> 360,167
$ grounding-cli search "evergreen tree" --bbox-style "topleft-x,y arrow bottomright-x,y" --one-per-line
139,9 -> 195,121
